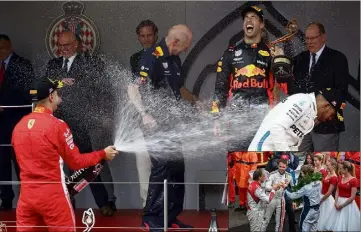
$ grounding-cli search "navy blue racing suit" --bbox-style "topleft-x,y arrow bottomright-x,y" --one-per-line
136,37 -> 185,227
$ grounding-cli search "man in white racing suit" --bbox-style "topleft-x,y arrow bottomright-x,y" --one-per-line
285,165 -> 321,232
247,169 -> 276,232
248,88 -> 345,151
261,159 -> 293,232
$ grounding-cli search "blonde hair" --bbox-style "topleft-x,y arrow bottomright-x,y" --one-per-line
340,161 -> 355,177
314,153 -> 324,162
326,158 -> 338,176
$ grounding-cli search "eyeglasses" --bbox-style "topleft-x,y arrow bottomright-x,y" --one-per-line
305,34 -> 323,41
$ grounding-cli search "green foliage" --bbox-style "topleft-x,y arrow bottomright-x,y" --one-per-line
292,172 -> 322,192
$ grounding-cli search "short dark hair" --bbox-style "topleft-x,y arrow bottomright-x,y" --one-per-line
253,169 -> 264,181
306,22 -> 326,34
278,158 -> 288,166
0,34 -> 11,42
136,20 -> 158,35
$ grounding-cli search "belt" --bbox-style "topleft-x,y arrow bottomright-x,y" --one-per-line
345,159 -> 360,166
236,160 -> 258,165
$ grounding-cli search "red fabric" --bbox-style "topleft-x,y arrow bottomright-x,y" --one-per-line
267,72 -> 275,107
228,153 -> 236,203
0,61 -> 5,87
247,181 -> 261,204
239,187 -> 247,206
344,152 -> 360,185
228,168 -> 236,203
12,106 -> 105,230
233,152 -> 258,188
321,174 -> 338,195
337,176 -> 358,198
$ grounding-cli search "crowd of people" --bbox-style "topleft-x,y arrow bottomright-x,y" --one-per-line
0,3 -> 358,232
228,151 -> 360,231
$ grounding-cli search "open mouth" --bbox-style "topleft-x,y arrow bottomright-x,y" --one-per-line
246,25 -> 254,33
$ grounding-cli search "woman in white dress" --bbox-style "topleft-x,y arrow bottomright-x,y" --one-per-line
316,158 -> 338,231
326,160 -> 360,232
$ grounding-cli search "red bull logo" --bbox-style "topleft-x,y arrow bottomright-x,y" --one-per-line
234,64 -> 266,78
231,78 -> 269,89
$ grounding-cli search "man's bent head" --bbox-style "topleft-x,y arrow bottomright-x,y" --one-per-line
165,24 -> 193,56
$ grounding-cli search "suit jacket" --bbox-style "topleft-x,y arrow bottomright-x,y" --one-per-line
45,53 -> 112,143
289,46 -> 349,134
0,53 -> 34,143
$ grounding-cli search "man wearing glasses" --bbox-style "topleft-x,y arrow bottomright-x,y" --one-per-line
45,31 -> 116,216
289,22 -> 349,151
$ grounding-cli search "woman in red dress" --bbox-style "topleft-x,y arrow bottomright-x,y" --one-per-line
326,161 -> 360,231
313,153 -> 325,173
316,158 -> 338,231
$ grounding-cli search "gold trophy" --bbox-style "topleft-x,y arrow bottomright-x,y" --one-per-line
269,20 -> 299,56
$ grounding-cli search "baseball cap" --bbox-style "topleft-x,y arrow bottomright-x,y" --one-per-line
30,77 -> 64,101
318,88 -> 346,118
241,5 -> 264,21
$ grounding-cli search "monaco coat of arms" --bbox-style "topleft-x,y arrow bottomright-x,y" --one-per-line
45,1 -> 101,58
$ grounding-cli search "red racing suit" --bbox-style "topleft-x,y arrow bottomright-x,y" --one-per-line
212,39 -> 288,112
211,40 -> 287,162
11,106 -> 106,232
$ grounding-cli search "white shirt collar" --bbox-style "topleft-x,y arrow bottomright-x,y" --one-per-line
62,53 -> 77,72
311,44 -> 325,62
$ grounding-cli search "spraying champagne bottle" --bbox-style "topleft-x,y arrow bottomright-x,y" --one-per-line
208,208 -> 219,232
65,160 -> 105,196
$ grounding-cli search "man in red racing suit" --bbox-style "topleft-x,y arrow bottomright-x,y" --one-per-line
212,6 -> 291,211
11,78 -> 118,232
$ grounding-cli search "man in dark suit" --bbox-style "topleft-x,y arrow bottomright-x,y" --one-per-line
0,34 -> 34,210
289,22 -> 349,151
45,31 -> 115,216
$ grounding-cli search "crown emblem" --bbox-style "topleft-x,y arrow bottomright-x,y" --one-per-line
62,1 -> 84,16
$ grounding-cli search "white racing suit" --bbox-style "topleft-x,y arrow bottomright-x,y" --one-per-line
285,180 -> 321,232
248,93 -> 317,151
247,180 -> 276,232
261,170 -> 293,232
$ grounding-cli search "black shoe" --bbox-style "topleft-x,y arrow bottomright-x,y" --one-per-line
99,205 -> 115,217
0,202 -> 12,211
169,219 -> 193,230
108,201 -> 117,212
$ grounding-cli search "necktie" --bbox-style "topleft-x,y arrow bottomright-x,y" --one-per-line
0,61 -> 5,88
309,53 -> 316,74
63,58 -> 69,72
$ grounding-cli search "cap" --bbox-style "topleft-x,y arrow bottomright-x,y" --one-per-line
30,77 -> 64,101
241,5 -> 264,21
318,88 -> 346,120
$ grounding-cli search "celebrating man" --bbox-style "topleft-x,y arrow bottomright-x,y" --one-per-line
12,77 -> 118,232
248,88 -> 345,151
